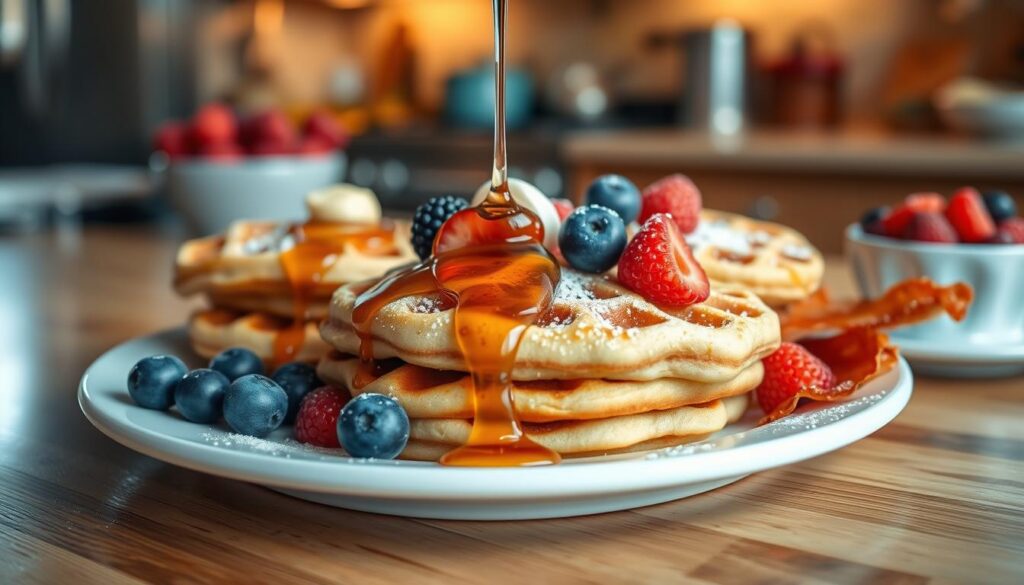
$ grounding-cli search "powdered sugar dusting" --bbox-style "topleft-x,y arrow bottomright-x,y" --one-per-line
554,270 -> 597,302
686,220 -> 752,256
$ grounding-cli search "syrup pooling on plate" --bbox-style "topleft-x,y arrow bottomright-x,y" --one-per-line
351,0 -> 563,466
276,221 -> 399,365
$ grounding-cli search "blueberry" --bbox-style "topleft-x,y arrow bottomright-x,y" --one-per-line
209,347 -> 264,381
127,355 -> 187,410
272,362 -> 322,423
174,369 -> 229,423
982,191 -> 1017,222
558,205 -> 628,273
585,174 -> 641,224
859,206 -> 890,229
337,393 -> 409,459
223,374 -> 288,437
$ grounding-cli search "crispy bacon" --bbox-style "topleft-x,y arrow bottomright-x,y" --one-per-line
759,278 -> 971,424
780,278 -> 972,341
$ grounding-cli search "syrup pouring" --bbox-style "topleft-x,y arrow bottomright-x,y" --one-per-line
351,0 -> 563,466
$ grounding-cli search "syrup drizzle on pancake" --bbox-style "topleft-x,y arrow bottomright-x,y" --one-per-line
351,0 -> 563,466
276,222 -> 398,365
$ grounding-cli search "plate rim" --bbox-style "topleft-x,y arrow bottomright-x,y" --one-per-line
79,328 -> 913,501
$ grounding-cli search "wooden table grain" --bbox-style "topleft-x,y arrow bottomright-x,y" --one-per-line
1,227 -> 1021,584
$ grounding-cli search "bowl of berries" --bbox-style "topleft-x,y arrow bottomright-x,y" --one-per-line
846,188 -> 1024,366
153,104 -> 349,234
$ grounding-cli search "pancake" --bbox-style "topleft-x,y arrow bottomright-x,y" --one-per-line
188,309 -> 329,363
317,352 -> 762,422
397,395 -> 749,461
175,219 -> 416,319
687,210 -> 824,307
321,269 -> 781,383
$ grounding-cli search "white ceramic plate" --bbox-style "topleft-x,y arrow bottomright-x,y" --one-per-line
79,329 -> 913,520
889,333 -> 1024,378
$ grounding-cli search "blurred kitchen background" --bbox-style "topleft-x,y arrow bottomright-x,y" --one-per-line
2,0 -> 1023,252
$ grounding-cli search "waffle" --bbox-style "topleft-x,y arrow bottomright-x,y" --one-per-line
175,219 -> 416,319
399,394 -> 749,461
320,269 -> 780,383
687,210 -> 824,307
188,309 -> 329,363
317,351 -> 762,422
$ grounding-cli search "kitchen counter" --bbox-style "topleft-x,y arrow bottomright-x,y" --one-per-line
563,129 -> 1024,179
2,227 -> 1022,583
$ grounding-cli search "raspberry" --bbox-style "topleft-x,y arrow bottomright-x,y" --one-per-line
996,218 -> 1024,244
945,187 -> 996,243
756,342 -> 837,414
639,174 -> 702,234
905,192 -> 945,213
902,212 -> 957,243
617,213 -> 710,307
881,205 -> 916,238
411,196 -> 470,259
294,386 -> 349,448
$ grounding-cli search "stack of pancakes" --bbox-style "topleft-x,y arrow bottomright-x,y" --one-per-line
175,188 -> 417,363
318,269 -> 781,460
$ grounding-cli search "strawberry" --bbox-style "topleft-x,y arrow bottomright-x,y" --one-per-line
552,198 -> 574,221
756,342 -> 837,414
303,110 -> 348,149
881,204 -> 916,238
189,103 -> 237,149
902,212 -> 957,243
996,218 -> 1024,244
905,192 -> 945,213
617,213 -> 709,307
152,122 -> 191,159
639,174 -> 702,234
946,187 -> 996,243
294,386 -> 349,448
241,110 -> 297,152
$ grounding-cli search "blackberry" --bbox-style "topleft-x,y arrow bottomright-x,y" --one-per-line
411,196 -> 469,259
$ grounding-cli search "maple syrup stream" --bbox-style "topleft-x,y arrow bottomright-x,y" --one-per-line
350,0 -> 563,466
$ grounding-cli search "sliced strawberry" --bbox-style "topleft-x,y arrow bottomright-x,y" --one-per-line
882,204 -> 916,238
946,187 -> 996,243
639,174 -> 702,234
756,342 -> 837,414
902,212 -> 957,243
433,206 -> 545,256
617,213 -> 709,307
905,192 -> 945,213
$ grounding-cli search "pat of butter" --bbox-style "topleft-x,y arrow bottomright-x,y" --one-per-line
306,184 -> 382,225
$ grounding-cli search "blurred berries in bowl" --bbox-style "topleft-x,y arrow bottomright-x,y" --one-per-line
154,104 -> 349,234
846,187 -> 1024,349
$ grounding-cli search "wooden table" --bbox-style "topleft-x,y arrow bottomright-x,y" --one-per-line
2,227 -> 1021,584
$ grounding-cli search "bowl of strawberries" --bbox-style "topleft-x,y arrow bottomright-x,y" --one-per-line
846,187 -> 1024,352
153,103 -> 349,234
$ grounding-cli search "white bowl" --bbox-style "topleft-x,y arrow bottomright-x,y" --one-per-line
164,153 -> 346,235
845,224 -> 1024,347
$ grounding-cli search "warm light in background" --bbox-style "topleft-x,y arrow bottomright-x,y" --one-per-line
325,0 -> 371,9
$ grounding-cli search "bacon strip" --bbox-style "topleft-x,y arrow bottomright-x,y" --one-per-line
759,278 -> 971,425
780,278 -> 973,341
